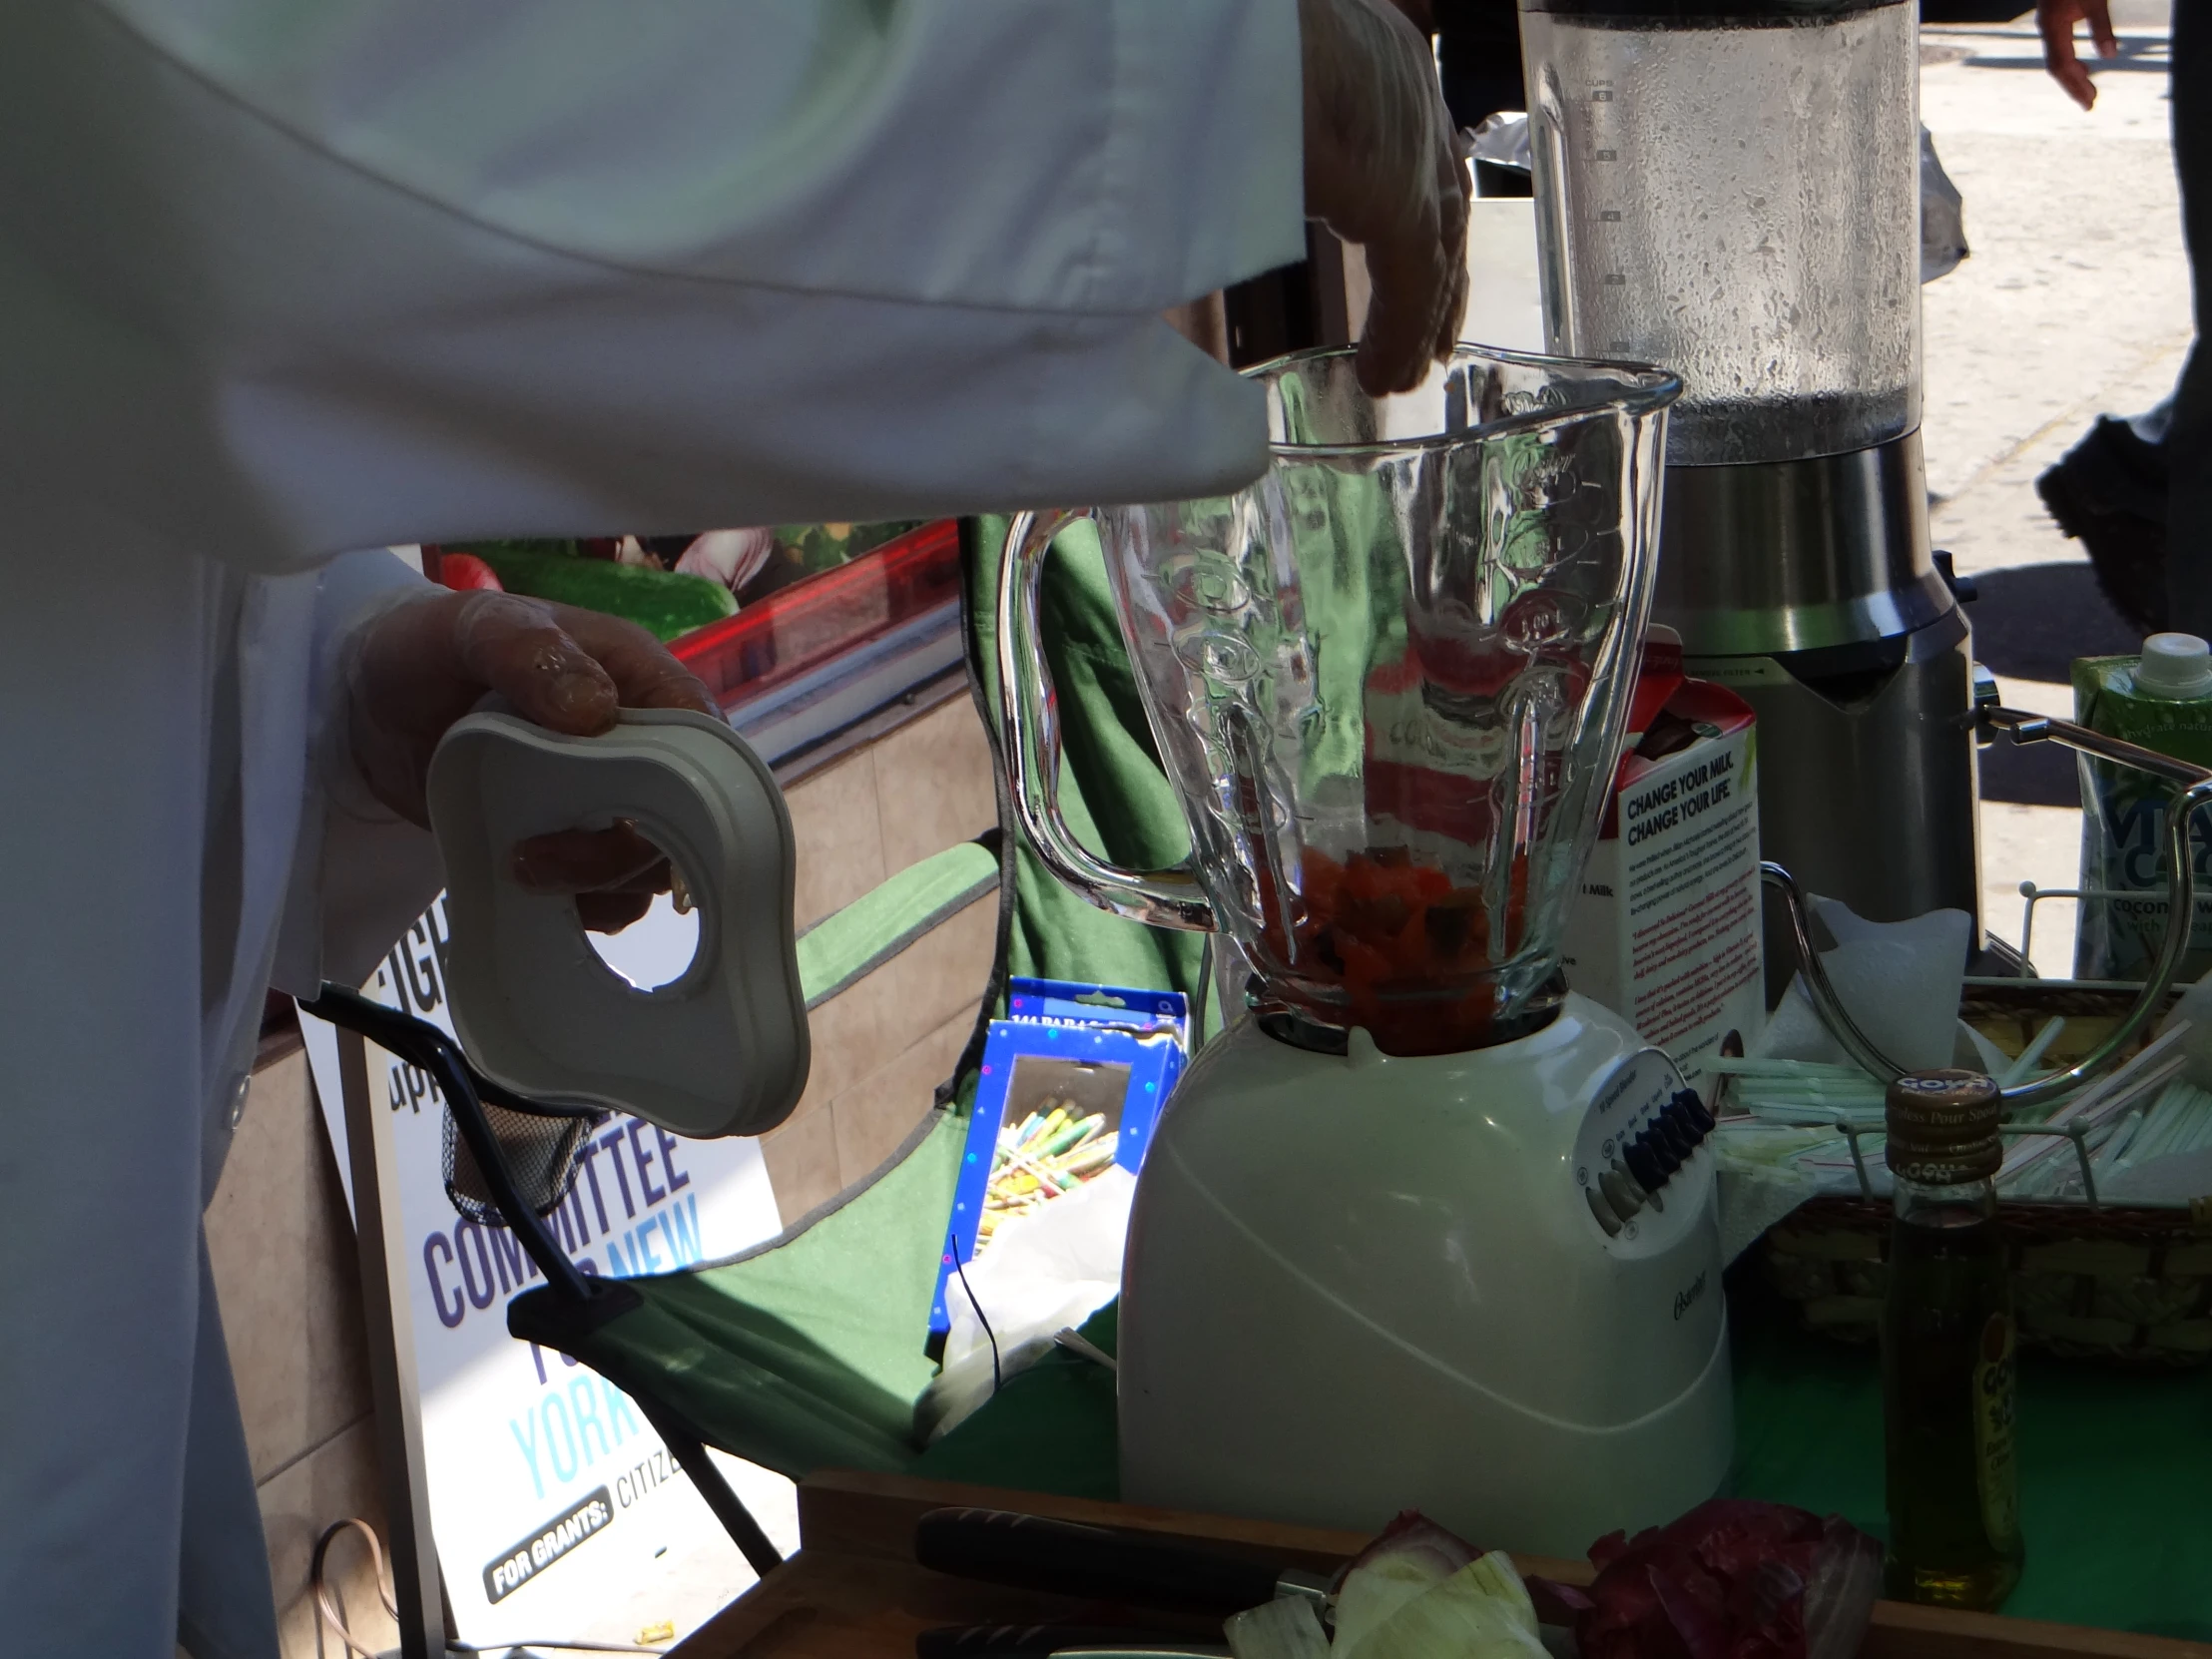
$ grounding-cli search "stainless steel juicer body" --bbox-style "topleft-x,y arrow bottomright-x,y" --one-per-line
1656,433 -> 1980,994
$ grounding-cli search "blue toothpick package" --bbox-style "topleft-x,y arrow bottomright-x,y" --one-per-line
929,979 -> 1188,1332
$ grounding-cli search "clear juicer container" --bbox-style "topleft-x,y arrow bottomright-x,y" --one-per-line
997,346 -> 1678,1055
1519,0 -> 1922,466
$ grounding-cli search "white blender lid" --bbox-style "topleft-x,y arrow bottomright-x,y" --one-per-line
425,708 -> 809,1139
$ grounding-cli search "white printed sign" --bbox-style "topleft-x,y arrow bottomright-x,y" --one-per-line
300,892 -> 792,1649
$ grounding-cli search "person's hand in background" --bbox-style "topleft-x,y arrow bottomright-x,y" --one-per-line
347,590 -> 719,931
2038,0 -> 2119,110
1302,0 -> 1470,395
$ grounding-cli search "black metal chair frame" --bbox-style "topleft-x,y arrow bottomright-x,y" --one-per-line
301,984 -> 788,1578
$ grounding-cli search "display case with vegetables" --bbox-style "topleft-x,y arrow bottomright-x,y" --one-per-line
443,541 -> 737,642
421,521 -> 959,770
425,520 -> 929,644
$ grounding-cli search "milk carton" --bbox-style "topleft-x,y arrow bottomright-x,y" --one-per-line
1561,631 -> 1763,1086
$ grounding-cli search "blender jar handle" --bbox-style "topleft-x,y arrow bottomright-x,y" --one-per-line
995,509 -> 1217,932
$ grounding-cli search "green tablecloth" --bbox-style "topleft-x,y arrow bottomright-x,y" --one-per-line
916,1300 -> 2212,1639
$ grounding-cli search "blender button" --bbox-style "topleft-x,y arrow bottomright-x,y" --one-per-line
1585,1185 -> 1624,1237
1624,1140 -> 1665,1193
1676,1090 -> 1717,1136
1616,1157 -> 1662,1213
1599,1169 -> 1645,1220
1667,1101 -> 1708,1148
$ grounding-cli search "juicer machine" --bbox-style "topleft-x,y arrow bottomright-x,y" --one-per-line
998,346 -> 1733,1556
1520,0 -> 1980,980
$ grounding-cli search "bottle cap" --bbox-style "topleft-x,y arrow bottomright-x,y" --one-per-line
2135,633 -> 2212,700
1885,1069 -> 2002,1185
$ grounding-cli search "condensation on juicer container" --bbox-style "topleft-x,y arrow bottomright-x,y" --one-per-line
1520,0 -> 1923,466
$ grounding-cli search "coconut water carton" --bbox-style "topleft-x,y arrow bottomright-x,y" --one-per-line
2073,634 -> 2212,981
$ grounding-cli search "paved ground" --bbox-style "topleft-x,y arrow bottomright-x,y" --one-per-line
1918,1 -> 2187,971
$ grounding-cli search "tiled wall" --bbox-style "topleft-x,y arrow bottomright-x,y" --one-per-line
202,691 -> 1001,1656
761,694 -> 1002,1219
205,1049 -> 398,1658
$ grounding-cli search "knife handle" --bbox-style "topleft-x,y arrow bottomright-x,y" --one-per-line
914,1625 -> 1217,1659
913,1508 -> 1286,1615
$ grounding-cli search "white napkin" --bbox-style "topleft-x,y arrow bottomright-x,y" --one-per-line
1716,1161 -> 1823,1265
1755,897 -> 1972,1074
914,1166 -> 1135,1442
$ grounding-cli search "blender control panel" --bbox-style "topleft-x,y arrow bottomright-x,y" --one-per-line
1570,1048 -> 1716,1257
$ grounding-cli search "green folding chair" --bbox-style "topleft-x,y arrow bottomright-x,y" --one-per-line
306,514 -> 1210,1575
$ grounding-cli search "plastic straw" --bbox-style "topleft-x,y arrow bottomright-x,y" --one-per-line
1996,1027 -> 2186,1190
2000,1016 -> 2067,1089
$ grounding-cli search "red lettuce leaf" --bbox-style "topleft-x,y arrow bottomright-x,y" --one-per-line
1649,1561 -> 1732,1659
1589,1530 -> 1633,1570
1569,1500 -> 1879,1659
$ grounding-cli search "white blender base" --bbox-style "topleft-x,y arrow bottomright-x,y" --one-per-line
1119,994 -> 1731,1557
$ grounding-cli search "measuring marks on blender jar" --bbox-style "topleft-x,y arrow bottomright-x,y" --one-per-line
1573,1047 -> 1718,1255
1578,81 -> 1639,359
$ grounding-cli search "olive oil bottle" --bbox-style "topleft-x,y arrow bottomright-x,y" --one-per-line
1882,1070 -> 2023,1609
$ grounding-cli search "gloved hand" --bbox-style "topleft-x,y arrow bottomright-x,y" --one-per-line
346,590 -> 720,932
1301,0 -> 1470,396
2036,0 -> 2118,110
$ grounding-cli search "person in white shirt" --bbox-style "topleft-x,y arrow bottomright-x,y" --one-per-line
0,3 -> 1467,1652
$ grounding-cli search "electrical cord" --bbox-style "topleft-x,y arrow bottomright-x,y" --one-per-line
312,1519 -> 398,1659
945,942 -> 1207,1405
950,1248 -> 1002,1395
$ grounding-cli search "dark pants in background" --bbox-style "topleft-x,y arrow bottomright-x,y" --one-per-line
1434,0 -> 1527,131
2032,1 -> 2205,633
2170,0 -> 2212,633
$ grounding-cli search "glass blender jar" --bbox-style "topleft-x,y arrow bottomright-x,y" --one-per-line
996,346 -> 1735,1554
999,345 -> 1679,1054
1520,0 -> 1979,979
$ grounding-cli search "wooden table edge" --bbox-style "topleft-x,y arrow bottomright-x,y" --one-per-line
669,1470 -> 2212,1659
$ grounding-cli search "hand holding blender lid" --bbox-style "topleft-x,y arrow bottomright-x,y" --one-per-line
422,706 -> 810,1139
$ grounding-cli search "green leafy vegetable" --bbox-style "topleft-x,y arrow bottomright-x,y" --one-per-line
468,547 -> 737,642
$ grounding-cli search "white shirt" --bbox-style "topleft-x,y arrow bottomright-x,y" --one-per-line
1,1 -> 1303,572
0,5 -> 1302,1654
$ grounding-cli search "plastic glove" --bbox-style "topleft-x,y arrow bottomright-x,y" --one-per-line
346,590 -> 719,931
1301,0 -> 1470,396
